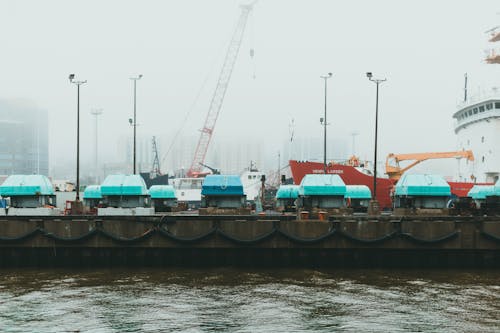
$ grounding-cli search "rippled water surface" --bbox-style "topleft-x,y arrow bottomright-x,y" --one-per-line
0,268 -> 499,332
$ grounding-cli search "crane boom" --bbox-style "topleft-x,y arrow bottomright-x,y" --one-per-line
187,3 -> 255,177
385,150 -> 475,181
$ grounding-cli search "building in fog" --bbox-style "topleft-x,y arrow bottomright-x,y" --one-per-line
157,134 -> 265,176
114,135 -> 156,174
208,137 -> 265,174
0,101 -> 48,176
283,135 -> 349,163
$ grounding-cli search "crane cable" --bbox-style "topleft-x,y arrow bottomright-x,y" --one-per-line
160,72 -> 211,168
249,7 -> 256,79
159,33 -> 232,169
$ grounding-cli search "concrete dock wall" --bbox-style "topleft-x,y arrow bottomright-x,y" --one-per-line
0,215 -> 499,267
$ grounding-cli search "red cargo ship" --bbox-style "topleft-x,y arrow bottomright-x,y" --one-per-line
289,159 -> 480,210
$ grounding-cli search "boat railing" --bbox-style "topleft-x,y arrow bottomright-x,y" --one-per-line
454,108 -> 500,131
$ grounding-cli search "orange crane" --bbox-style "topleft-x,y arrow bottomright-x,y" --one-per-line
486,26 -> 500,64
187,3 -> 255,177
385,150 -> 475,182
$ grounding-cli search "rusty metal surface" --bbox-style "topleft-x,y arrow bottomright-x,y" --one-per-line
0,215 -> 498,267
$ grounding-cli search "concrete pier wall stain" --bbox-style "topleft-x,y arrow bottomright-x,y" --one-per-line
0,215 -> 498,267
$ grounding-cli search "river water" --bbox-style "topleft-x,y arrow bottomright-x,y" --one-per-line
0,268 -> 498,332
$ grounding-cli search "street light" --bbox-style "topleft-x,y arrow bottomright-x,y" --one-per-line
130,74 -> 142,174
69,74 -> 87,201
366,72 -> 386,214
320,72 -> 332,174
90,108 -> 103,183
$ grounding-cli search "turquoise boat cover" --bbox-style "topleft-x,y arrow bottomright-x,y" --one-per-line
298,174 -> 346,196
276,185 -> 299,199
201,175 -> 244,196
149,185 -> 176,199
395,174 -> 451,197
468,185 -> 495,199
495,179 -> 500,195
345,185 -> 372,199
83,185 -> 102,199
100,174 -> 148,196
0,175 -> 54,196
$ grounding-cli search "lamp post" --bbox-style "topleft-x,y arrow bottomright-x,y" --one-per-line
69,74 -> 87,201
320,73 -> 332,174
91,108 -> 103,183
130,74 -> 142,174
366,72 -> 386,213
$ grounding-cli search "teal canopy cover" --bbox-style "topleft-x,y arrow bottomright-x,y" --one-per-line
345,185 -> 372,199
0,175 -> 54,196
149,185 -> 176,199
495,179 -> 500,195
83,185 -> 102,199
467,185 -> 494,199
298,174 -> 346,196
276,185 -> 299,199
201,175 -> 244,196
100,174 -> 148,196
395,174 -> 451,197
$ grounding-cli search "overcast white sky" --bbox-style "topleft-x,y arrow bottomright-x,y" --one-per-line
0,0 -> 498,176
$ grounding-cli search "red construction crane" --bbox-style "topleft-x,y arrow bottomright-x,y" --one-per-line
187,3 -> 255,177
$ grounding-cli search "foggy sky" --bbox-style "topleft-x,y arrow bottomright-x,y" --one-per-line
0,0 -> 498,177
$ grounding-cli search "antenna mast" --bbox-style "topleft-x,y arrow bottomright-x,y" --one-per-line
463,73 -> 468,102
151,136 -> 161,176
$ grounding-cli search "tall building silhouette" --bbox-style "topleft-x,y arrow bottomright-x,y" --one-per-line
0,100 -> 48,176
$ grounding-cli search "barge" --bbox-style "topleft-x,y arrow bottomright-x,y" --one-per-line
0,214 -> 498,268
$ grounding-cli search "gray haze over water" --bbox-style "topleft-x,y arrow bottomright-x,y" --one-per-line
0,0 -> 499,176
0,268 -> 499,332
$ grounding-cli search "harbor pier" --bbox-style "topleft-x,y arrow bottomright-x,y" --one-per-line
0,215 -> 499,268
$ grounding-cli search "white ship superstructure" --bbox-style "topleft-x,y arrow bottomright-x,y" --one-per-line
453,26 -> 500,184
453,91 -> 500,183
171,177 -> 202,209
240,167 -> 265,202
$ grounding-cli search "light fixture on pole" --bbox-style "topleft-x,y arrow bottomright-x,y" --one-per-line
69,74 -> 87,201
130,74 -> 142,174
320,72 -> 332,174
366,71 -> 386,214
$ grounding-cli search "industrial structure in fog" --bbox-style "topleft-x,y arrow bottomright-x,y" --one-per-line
0,100 -> 48,176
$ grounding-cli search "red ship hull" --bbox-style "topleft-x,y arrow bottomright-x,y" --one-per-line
289,160 -> 484,210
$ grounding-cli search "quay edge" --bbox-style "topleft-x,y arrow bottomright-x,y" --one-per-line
0,215 -> 499,268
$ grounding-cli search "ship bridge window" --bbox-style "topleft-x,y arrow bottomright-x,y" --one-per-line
486,103 -> 493,110
482,136 -> 485,143
479,105 -> 485,112
496,102 -> 500,109
473,108 -> 478,114
468,110 -> 472,116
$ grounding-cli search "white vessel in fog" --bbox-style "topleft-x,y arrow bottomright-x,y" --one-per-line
453,89 -> 500,183
240,162 -> 265,202
171,177 -> 203,209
